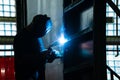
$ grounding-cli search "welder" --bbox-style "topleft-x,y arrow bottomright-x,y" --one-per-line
13,14 -> 56,80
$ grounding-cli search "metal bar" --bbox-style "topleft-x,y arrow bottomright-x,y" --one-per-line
106,36 -> 120,45
107,66 -> 120,79
0,17 -> 16,22
16,0 -> 27,33
110,72 -> 114,80
106,50 -> 118,51
106,17 -> 114,23
116,0 -> 118,36
115,0 -> 119,57
106,0 -> 120,17
0,49 -> 14,51
0,36 -> 14,44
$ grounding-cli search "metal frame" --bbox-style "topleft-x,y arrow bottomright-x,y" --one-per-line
0,0 -> 17,57
106,0 -> 120,79
16,0 -> 27,33
107,65 -> 120,80
93,0 -> 107,80
106,0 -> 120,17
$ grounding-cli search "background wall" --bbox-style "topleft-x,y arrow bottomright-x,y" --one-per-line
27,0 -> 38,25
27,0 -> 63,80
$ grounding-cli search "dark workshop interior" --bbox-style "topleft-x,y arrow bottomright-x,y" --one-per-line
0,0 -> 120,80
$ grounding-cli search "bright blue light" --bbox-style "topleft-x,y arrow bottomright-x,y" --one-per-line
46,20 -> 52,33
58,33 -> 68,45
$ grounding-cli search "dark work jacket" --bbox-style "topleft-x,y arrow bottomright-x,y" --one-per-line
13,28 -> 45,80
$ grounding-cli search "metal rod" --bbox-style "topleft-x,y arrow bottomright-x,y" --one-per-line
116,0 -> 118,36
107,65 -> 120,78
94,0 -> 107,79
110,72 -> 114,80
106,0 -> 120,17
114,0 -> 119,57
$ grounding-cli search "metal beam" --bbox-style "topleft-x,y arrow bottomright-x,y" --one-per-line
107,0 -> 120,17
0,36 -> 14,44
16,0 -> 27,33
106,17 -> 114,23
106,36 -> 120,45
0,17 -> 16,22
94,0 -> 107,80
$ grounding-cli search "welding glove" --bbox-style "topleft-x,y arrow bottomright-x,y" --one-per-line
46,47 -> 57,63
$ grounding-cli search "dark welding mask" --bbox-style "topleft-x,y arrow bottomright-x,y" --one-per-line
32,14 -> 52,37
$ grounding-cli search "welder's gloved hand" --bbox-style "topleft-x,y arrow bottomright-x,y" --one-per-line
46,47 -> 57,63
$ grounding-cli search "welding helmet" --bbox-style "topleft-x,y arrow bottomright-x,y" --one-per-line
31,14 -> 52,37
